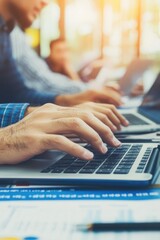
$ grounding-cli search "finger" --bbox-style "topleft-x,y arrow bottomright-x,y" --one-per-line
109,106 -> 130,127
43,112 -> 121,149
78,114 -> 121,147
102,107 -> 127,129
43,135 -> 94,160
99,93 -> 123,107
92,112 -> 118,132
90,106 -> 121,130
48,118 -> 108,154
87,105 -> 123,129
105,84 -> 121,93
92,104 -> 129,127
55,113 -> 121,148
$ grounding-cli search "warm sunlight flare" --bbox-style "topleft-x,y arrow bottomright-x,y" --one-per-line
26,0 -> 160,66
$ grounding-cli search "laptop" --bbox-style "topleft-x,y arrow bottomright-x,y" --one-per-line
0,141 -> 160,187
119,59 -> 154,96
94,59 -> 153,95
118,72 -> 160,134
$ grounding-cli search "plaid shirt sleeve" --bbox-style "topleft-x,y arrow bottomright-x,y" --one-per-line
0,103 -> 29,128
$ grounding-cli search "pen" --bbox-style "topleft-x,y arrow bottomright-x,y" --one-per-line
77,222 -> 160,232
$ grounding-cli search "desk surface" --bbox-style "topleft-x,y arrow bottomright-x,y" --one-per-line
0,187 -> 160,239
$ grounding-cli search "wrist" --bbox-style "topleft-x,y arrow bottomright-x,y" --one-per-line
24,106 -> 37,117
55,91 -> 90,106
55,95 -> 73,106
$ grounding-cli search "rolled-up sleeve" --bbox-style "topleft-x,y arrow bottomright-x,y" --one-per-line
0,103 -> 29,128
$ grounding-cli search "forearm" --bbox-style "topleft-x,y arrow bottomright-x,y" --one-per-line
0,122 -> 36,165
55,94 -> 80,106
55,91 -> 94,106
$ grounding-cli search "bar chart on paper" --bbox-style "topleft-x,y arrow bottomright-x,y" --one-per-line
0,188 -> 160,240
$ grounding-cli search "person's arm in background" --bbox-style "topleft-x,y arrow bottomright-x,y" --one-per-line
11,26 -> 88,95
55,88 -> 123,107
60,61 -> 81,81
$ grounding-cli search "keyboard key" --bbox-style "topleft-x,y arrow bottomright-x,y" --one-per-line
51,168 -> 64,173
117,165 -> 132,169
63,156 -> 77,160
114,169 -> 130,174
135,147 -> 152,173
64,167 -> 81,174
136,169 -> 143,173
79,169 -> 96,174
96,169 -> 113,174
99,164 -> 115,170
75,159 -> 88,163
71,162 -> 86,168
101,163 -> 117,168
85,162 -> 103,169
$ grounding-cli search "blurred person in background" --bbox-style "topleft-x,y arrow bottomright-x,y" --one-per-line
10,26 -> 123,106
46,38 -> 107,83
46,38 -> 80,81
46,38 -> 144,97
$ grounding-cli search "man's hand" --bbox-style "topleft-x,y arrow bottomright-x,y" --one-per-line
75,102 -> 129,131
130,81 -> 144,97
0,103 -> 121,165
55,88 -> 123,107
105,82 -> 121,93
25,102 -> 129,132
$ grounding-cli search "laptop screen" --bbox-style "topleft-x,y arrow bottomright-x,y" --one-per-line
138,72 -> 160,124
119,59 -> 153,96
141,72 -> 160,108
138,106 -> 160,124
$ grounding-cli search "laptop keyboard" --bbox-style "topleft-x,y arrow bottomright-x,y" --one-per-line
123,114 -> 149,125
41,144 -> 152,175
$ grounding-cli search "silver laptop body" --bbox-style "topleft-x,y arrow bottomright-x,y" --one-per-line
0,142 -> 159,187
118,72 -> 160,134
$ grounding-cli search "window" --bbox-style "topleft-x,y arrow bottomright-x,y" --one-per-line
26,0 -> 160,66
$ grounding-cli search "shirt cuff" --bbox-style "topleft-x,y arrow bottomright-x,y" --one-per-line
0,103 -> 30,128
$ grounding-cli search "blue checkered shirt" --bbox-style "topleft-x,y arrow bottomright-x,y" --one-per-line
0,103 -> 29,128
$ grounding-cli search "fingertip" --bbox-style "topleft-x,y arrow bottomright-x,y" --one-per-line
126,120 -> 130,125
123,119 -> 130,126
100,143 -> 108,154
112,137 -> 121,147
112,125 -> 118,132
118,125 -> 122,131
82,150 -> 94,160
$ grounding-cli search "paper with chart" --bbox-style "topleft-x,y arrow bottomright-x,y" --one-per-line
0,188 -> 160,240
